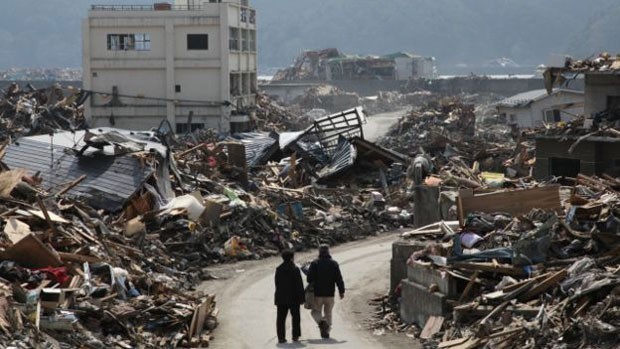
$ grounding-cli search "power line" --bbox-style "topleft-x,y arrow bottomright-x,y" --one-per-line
83,89 -> 234,106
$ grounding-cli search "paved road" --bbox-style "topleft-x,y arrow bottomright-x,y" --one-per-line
200,233 -> 407,349
363,109 -> 407,142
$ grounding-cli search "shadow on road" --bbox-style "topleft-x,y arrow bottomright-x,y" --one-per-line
276,342 -> 306,348
305,338 -> 347,345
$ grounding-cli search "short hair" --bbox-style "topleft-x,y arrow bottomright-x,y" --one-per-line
281,249 -> 294,261
319,244 -> 330,255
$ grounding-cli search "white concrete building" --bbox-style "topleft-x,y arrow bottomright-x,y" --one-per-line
83,0 -> 257,132
496,88 -> 584,128
395,56 -> 437,80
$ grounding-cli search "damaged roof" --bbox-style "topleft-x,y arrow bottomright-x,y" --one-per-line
3,134 -> 157,211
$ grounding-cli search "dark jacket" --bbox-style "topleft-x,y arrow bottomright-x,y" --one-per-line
274,261 -> 305,306
307,254 -> 345,297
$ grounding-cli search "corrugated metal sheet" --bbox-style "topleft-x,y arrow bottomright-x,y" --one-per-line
4,138 -> 154,211
317,137 -> 357,180
229,132 -> 279,168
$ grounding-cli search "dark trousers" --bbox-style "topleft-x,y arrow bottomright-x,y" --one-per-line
277,304 -> 301,340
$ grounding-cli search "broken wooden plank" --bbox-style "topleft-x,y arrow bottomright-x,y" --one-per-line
457,185 -> 562,226
420,315 -> 444,339
520,268 -> 568,301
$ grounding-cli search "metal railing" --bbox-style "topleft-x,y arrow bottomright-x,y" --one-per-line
91,5 -> 205,11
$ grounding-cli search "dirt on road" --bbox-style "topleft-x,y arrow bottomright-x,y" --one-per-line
199,232 -> 420,349
363,109 -> 407,142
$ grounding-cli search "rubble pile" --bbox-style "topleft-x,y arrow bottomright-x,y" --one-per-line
272,48 -> 341,81
380,97 -> 535,181
254,92 -> 310,131
0,200 -> 218,347
398,176 -> 620,348
362,90 -> 436,115
292,84 -> 360,113
0,82 -> 87,142
0,105 -> 416,347
366,294 -> 418,338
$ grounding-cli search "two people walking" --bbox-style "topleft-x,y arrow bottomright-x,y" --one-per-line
274,244 -> 345,344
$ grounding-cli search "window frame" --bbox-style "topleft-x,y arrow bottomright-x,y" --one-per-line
187,34 -> 209,50
229,27 -> 240,51
107,33 -> 150,51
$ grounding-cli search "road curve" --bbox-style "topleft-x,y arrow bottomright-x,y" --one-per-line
200,233 -> 401,349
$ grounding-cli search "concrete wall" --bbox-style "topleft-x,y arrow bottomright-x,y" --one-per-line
534,138 -> 620,179
390,239 -> 427,293
266,77 -> 584,99
400,262 -> 459,326
585,73 -> 620,117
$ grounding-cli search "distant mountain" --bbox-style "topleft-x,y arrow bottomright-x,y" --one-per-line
0,0 -> 618,73
254,0 -> 620,73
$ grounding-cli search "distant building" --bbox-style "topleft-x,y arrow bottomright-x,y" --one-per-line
394,55 -> 437,80
83,0 -> 257,132
496,88 -> 584,128
272,49 -> 437,82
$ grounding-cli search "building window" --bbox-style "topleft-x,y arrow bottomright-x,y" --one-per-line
509,114 -> 516,123
175,85 -> 181,93
230,73 -> 241,97
249,30 -> 256,52
544,109 -> 561,123
187,34 -> 208,50
241,29 -> 249,51
240,8 -> 248,23
176,123 -> 204,134
250,72 -> 257,93
242,73 -> 251,95
107,34 -> 150,51
229,28 -> 240,51
550,158 -> 580,178
249,9 -> 256,24
608,96 -> 620,111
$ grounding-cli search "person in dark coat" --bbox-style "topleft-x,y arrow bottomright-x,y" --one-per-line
274,249 -> 305,343
307,244 -> 345,339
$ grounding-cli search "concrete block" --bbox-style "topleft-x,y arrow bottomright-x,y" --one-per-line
413,186 -> 440,228
407,263 -> 457,297
400,280 -> 448,326
390,239 -> 427,293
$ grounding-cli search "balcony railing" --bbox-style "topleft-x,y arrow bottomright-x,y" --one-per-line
91,5 -> 205,11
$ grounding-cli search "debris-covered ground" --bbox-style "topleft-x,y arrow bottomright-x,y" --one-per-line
5,74 -> 619,349
0,89 -> 419,347
365,86 -> 620,348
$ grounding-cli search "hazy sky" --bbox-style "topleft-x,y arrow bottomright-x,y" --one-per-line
0,0 -> 618,73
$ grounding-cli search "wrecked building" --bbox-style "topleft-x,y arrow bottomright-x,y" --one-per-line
273,49 -> 436,82
544,52 -> 620,118
83,0 -> 257,132
534,135 -> 620,179
535,53 -> 620,179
